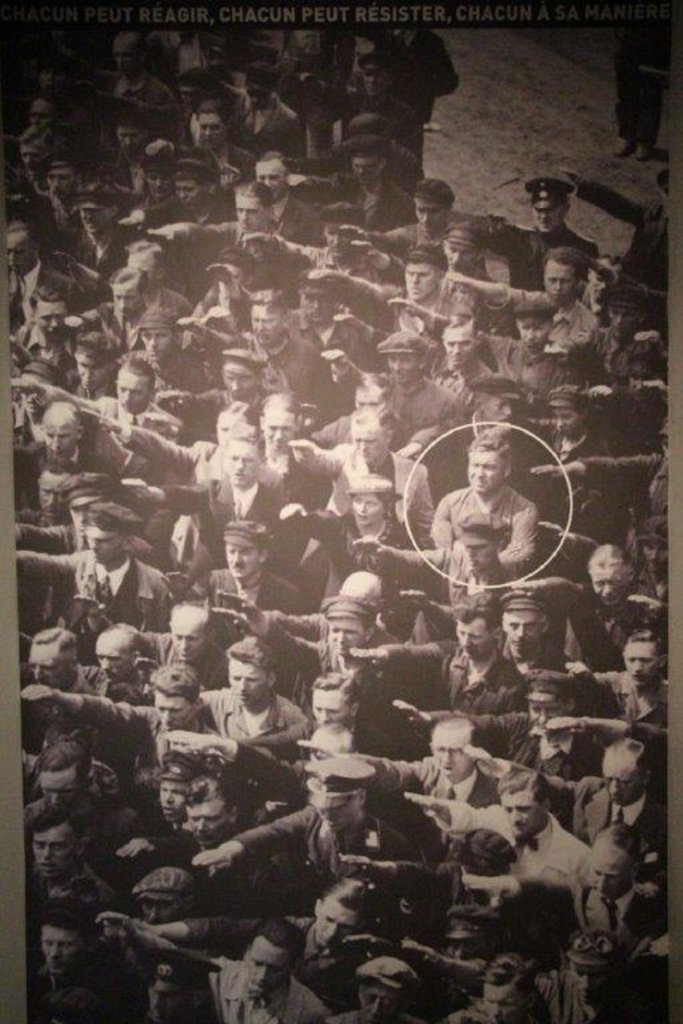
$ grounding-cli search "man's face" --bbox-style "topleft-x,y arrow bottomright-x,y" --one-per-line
237,196 -> 272,234
74,348 -> 111,393
79,203 -> 118,235
7,227 -> 38,276
314,896 -> 361,951
85,525 -> 127,568
543,259 -> 579,307
29,97 -> 55,128
226,440 -> 260,490
414,199 -> 449,238
47,166 -> 77,200
456,616 -> 498,660
38,470 -> 69,524
310,785 -> 365,831
300,288 -> 334,327
532,198 -> 568,234
527,694 -> 568,733
30,641 -> 75,687
516,316 -> 551,352
229,657 -> 273,713
146,169 -> 174,203
159,779 -> 188,824
118,369 -> 152,415
362,65 -> 390,97
501,786 -> 547,844
197,112 -> 226,150
112,280 -> 145,321
42,408 -> 82,464
476,395 -> 514,422
141,328 -> 175,365
33,821 -> 82,880
352,492 -> 386,531
187,794 -> 236,849
431,723 -> 476,784
481,980 -> 528,1024
222,363 -> 260,403
175,176 -> 208,208
352,423 -> 390,470
355,385 -> 388,416
603,749 -> 647,807
405,261 -> 442,305
113,36 -> 143,74
589,564 -> 631,609
171,609 -> 208,663
96,631 -> 136,683
34,299 -> 68,342
139,893 -> 189,926
39,765 -> 82,811
503,610 -> 546,660
468,451 -> 508,496
357,981 -> 403,1024
460,537 -> 500,576
552,404 -> 585,441
328,617 -> 369,659
252,304 -> 284,349
246,937 -> 292,999
262,409 -> 298,456
622,640 -> 661,688
38,66 -> 67,95
41,924 -> 86,978
324,225 -> 349,261
312,688 -> 356,727
155,693 -> 197,733
387,352 -> 422,388
608,307 -> 643,344
352,155 -> 385,189
256,159 -> 288,202
589,841 -> 635,901
116,124 -> 148,157
147,980 -> 192,1024
443,329 -> 475,371
225,538 -> 265,583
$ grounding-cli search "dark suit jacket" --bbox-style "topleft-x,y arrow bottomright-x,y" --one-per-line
276,194 -> 324,246
206,568 -> 303,614
572,780 -> 667,859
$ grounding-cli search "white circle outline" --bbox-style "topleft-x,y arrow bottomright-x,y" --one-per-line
402,421 -> 574,589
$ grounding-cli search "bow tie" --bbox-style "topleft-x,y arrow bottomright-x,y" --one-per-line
515,836 -> 539,853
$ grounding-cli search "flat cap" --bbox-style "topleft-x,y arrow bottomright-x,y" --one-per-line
221,347 -> 267,370
138,308 -> 178,333
321,202 -> 365,227
444,220 -> 482,248
141,139 -> 176,173
636,514 -> 667,545
82,502 -> 144,534
322,595 -> 377,623
346,474 -> 395,497
547,384 -> 589,410
14,359 -> 58,385
347,112 -> 391,137
469,374 -> 524,401
356,956 -> 418,990
223,520 -> 270,546
445,902 -> 500,937
72,181 -> 132,210
133,866 -> 195,900
208,247 -> 256,274
306,755 -> 375,793
501,589 -> 548,615
345,134 -> 388,158
414,179 -> 455,207
357,50 -> 398,74
455,515 -> 505,544
152,664 -> 201,699
377,331 -> 429,358
161,748 -> 202,783
605,284 -> 647,313
525,175 -> 575,206
525,668 -> 576,702
175,154 -> 218,184
405,244 -> 448,272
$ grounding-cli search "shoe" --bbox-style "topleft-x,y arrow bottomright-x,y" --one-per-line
635,144 -> 652,162
614,138 -> 636,157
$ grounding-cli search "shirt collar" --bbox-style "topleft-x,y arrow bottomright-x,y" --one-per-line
96,557 -> 131,594
614,792 -> 646,825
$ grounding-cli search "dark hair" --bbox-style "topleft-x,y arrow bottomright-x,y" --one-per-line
236,180 -> 274,209
312,671 -> 361,702
543,246 -> 587,278
497,767 -> 550,805
30,805 -> 87,838
228,636 -> 276,674
36,738 -> 91,781
254,918 -> 306,961
119,352 -> 156,388
186,772 -> 240,809
453,593 -> 501,630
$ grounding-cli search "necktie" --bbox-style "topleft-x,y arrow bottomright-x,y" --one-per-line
614,805 -> 625,824
603,897 -> 619,931
98,574 -> 113,606
9,269 -> 25,329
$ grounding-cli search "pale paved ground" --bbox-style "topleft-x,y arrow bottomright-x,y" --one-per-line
424,28 -> 669,257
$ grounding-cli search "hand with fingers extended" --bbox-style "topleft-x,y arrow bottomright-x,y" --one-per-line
116,837 -> 156,859
404,792 -> 474,834
392,700 -> 431,726
192,839 -> 244,873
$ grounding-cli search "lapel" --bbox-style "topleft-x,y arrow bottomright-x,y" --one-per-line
585,787 -> 611,841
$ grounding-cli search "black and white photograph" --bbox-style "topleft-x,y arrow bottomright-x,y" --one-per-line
0,5 -> 672,1022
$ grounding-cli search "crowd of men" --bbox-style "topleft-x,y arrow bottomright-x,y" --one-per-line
4,24 -> 669,1024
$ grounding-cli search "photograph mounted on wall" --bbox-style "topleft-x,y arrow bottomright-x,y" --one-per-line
0,1 -> 671,1021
